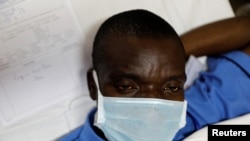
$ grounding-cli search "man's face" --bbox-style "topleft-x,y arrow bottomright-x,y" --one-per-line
96,34 -> 186,101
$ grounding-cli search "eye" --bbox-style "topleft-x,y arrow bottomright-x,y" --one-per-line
117,85 -> 133,90
115,80 -> 138,94
162,86 -> 180,92
162,82 -> 183,94
169,86 -> 180,92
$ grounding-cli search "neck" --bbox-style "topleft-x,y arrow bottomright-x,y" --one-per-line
93,111 -> 108,140
93,126 -> 108,140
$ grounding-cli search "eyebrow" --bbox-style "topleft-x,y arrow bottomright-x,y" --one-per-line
109,71 -> 142,81
109,70 -> 186,83
165,74 -> 187,82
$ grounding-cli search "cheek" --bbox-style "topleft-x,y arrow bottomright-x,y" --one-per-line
101,83 -> 120,97
166,93 -> 184,101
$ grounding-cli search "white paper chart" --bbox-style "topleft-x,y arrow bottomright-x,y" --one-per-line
0,0 -> 87,126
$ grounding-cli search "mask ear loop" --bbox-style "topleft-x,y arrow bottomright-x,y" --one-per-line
179,100 -> 187,129
93,70 -> 105,125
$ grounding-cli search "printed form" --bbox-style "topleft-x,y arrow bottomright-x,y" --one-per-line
0,0 -> 87,126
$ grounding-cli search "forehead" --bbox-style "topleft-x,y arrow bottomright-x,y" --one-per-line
99,34 -> 185,79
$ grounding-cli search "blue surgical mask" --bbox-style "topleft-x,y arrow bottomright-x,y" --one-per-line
93,71 -> 187,141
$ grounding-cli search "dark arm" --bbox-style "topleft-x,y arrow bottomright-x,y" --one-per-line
181,16 -> 250,58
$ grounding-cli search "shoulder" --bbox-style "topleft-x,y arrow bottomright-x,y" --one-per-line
186,51 -> 250,100
57,108 -> 98,141
206,50 -> 250,76
57,125 -> 84,141
241,45 -> 250,55
184,50 -> 250,130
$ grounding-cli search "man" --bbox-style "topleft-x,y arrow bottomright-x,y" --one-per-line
59,9 -> 250,141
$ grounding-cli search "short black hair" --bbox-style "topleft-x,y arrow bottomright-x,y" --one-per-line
92,9 -> 183,72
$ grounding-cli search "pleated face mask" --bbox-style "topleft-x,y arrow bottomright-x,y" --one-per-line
93,70 -> 187,141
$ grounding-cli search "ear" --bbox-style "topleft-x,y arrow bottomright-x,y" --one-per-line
87,68 -> 97,100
